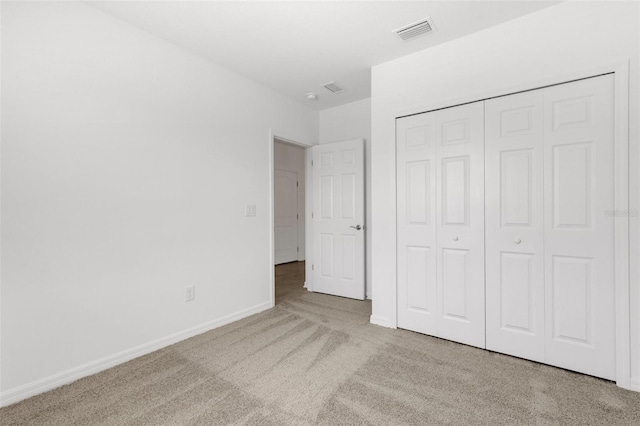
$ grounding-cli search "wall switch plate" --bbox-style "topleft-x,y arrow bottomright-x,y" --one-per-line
185,285 -> 195,302
245,204 -> 257,217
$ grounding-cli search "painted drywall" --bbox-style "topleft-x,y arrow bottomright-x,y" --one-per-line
0,1 -> 318,403
370,1 -> 640,389
274,140 -> 306,260
319,98 -> 372,298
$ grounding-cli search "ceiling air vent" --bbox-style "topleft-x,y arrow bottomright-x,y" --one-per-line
393,17 -> 436,41
322,81 -> 346,94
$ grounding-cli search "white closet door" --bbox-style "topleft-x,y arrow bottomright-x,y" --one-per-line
397,113 -> 438,335
485,90 -> 545,361
436,102 -> 485,349
543,74 -> 615,380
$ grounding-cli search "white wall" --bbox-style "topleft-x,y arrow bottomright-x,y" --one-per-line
319,98 -> 372,298
0,1 -> 318,404
370,1 -> 640,389
274,140 -> 306,260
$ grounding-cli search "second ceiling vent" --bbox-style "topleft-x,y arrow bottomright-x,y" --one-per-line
393,17 -> 436,41
322,81 -> 346,94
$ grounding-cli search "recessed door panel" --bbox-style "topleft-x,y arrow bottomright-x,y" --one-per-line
441,119 -> 470,145
406,246 -> 431,313
341,174 -> 356,219
552,96 -> 593,130
320,176 -> 333,219
551,255 -> 592,344
320,234 -> 333,278
341,234 -> 356,280
442,248 -> 469,320
553,142 -> 593,229
341,149 -> 355,165
442,156 -> 469,226
407,161 -> 430,225
320,152 -> 333,167
500,252 -> 534,332
406,125 -> 432,150
501,106 -> 534,137
501,149 -> 533,227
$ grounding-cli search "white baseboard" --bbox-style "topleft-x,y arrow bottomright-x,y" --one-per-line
628,379 -> 640,393
370,314 -> 395,329
0,301 -> 272,408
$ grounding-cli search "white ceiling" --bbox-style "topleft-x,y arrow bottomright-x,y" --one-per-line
88,1 -> 560,110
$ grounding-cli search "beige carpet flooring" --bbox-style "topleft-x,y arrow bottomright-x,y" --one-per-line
2,261 -> 640,425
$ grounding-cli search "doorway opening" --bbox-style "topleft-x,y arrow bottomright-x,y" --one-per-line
272,137 -> 307,305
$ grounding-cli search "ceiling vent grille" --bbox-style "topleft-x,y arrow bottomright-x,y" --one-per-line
393,17 -> 436,41
322,81 -> 346,94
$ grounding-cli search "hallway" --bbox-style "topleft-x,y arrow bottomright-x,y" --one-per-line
275,261 -> 308,305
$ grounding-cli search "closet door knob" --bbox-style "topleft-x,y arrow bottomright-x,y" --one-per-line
514,238 -> 522,244
452,236 -> 459,241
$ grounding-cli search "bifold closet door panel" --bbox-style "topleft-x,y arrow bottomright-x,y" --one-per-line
485,90 -> 545,362
543,74 -> 616,380
436,102 -> 485,349
397,113 -> 438,335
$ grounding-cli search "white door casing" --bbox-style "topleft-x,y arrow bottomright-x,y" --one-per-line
485,90 -> 545,362
397,102 -> 485,348
543,75 -> 616,380
274,169 -> 298,265
312,139 -> 365,300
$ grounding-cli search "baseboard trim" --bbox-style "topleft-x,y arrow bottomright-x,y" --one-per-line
370,314 -> 395,329
628,379 -> 640,393
0,301 -> 272,408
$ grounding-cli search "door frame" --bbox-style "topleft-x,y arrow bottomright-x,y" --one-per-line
386,60 -> 631,390
268,130 -> 312,308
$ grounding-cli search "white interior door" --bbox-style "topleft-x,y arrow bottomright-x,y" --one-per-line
274,169 -> 298,265
543,74 -> 615,380
397,113 -> 438,335
312,140 -> 365,300
436,102 -> 485,349
485,90 -> 545,361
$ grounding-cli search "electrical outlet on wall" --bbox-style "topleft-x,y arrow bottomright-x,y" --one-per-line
245,204 -> 257,217
185,285 -> 195,302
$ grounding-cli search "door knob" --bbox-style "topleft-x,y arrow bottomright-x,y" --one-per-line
452,236 -> 459,241
514,238 -> 522,244
350,225 -> 362,230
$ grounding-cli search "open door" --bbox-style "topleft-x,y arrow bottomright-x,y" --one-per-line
311,139 -> 365,300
